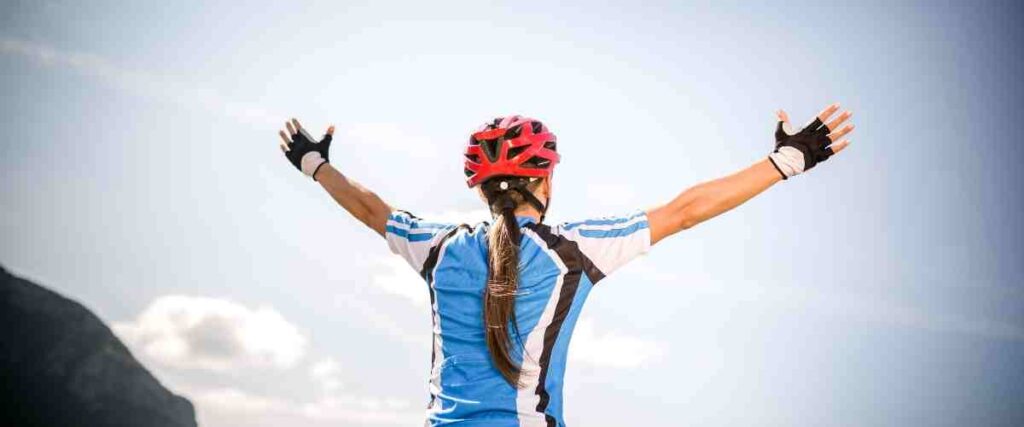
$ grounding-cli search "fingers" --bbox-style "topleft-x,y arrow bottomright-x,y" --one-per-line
776,109 -> 789,123
293,118 -> 319,142
828,123 -> 854,142
283,118 -> 333,143
279,126 -> 291,152
816,103 -> 840,124
825,110 -> 853,132
776,109 -> 794,137
829,139 -> 851,155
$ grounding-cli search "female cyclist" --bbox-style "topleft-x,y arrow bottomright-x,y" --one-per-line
277,104 -> 854,426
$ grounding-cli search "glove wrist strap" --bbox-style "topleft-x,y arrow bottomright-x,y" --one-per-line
301,152 -> 327,179
768,147 -> 805,179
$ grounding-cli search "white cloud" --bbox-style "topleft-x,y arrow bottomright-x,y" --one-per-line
191,387 -> 289,415
568,319 -> 667,368
309,358 -> 343,393
115,296 -> 420,426
113,295 -> 307,371
299,394 -> 413,424
187,386 -> 418,427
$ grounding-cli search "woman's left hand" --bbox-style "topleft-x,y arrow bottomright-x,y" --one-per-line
278,118 -> 335,181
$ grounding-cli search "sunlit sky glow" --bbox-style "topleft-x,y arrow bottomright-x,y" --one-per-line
2,1 -> 1023,426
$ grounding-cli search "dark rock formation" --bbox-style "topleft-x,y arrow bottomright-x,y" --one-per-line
0,265 -> 197,427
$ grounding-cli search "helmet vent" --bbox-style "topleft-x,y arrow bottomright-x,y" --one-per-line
505,124 -> 523,139
464,116 -> 556,188
522,156 -> 550,169
506,145 -> 528,159
481,139 -> 501,163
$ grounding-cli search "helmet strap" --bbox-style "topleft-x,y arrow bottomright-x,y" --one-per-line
482,177 -> 550,223
512,187 -> 548,223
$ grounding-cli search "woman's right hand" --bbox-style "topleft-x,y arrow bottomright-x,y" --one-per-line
768,103 -> 854,179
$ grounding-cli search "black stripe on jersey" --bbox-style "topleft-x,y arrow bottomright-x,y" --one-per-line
524,223 -> 605,284
523,222 -> 604,426
420,225 -> 467,281
419,224 -> 469,410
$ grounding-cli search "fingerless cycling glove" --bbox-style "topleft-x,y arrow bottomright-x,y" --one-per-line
768,118 -> 836,179
285,127 -> 332,180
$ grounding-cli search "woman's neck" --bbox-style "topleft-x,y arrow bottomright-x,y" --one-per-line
513,205 -> 542,221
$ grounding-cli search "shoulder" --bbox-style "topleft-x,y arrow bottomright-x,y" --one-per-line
384,210 -> 478,275
521,222 -> 605,283
386,210 -> 457,239
554,211 -> 649,239
541,211 -> 652,279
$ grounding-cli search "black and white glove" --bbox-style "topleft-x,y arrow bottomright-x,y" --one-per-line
278,118 -> 334,180
768,105 -> 853,179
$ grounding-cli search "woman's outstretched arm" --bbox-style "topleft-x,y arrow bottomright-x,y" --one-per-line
647,159 -> 781,245
278,118 -> 392,237
646,103 -> 855,245
314,164 -> 391,236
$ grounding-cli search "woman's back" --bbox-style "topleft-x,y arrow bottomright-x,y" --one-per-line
281,106 -> 854,426
386,210 -> 650,426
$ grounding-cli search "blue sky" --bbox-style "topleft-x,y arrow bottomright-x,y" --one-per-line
2,1 -> 1022,426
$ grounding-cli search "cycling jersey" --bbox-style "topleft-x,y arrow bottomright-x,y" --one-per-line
385,210 -> 651,427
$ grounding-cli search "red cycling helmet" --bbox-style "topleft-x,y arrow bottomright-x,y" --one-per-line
464,116 -> 559,188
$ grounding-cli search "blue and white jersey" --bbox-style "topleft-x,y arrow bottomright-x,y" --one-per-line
385,210 -> 651,427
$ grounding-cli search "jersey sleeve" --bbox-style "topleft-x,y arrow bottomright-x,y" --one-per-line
385,210 -> 458,274
553,210 -> 651,279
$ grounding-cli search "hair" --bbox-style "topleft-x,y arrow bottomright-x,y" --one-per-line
483,178 -> 544,388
